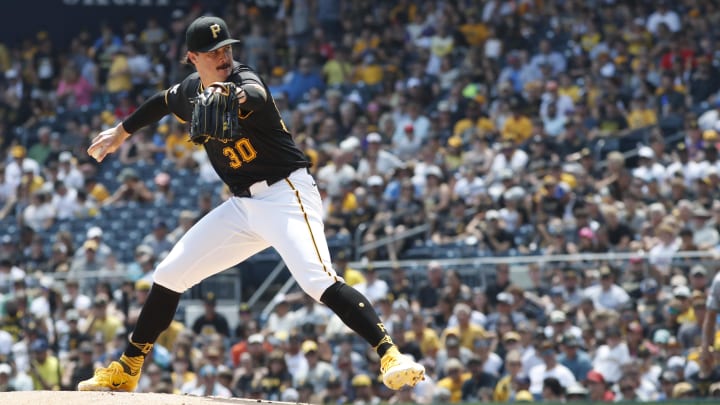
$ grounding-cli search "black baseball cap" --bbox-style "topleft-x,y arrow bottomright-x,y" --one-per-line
186,16 -> 241,53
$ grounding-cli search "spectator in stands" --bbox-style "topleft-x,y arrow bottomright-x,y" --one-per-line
528,340 -> 576,398
192,293 -> 230,338
461,354 -> 497,401
294,339 -> 335,391
263,294 -> 296,337
85,295 -> 122,344
140,219 -> 173,258
151,172 -> 174,205
22,190 -> 55,232
558,334 -> 592,383
28,339 -> 60,391
67,342 -> 95,391
436,357 -> 470,403
583,265 -> 630,311
406,313 -> 440,358
56,62 -> 94,109
104,167 -> 153,206
190,364 -> 232,398
354,267 -> 389,305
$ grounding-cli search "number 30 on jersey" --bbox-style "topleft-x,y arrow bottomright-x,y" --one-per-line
223,138 -> 257,169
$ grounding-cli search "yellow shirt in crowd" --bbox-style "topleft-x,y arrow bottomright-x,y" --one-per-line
405,328 -> 441,357
627,108 -> 657,129
32,355 -> 60,390
437,372 -> 472,403
441,324 -> 488,351
501,115 -> 533,143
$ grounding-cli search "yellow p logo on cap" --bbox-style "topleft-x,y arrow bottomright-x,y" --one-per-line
210,23 -> 221,39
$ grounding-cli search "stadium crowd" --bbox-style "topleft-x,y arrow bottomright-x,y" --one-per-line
3,0 -> 720,402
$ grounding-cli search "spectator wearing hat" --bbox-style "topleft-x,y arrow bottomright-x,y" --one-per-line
633,145 -> 667,184
583,265 -> 630,311
356,132 -> 403,180
67,341 -> 95,390
673,285 -> 695,325
591,326 -> 630,384
679,291 -> 706,349
68,239 -> 104,274
558,335 -> 592,382
493,349 -> 524,402
73,226 -> 112,263
544,310 -> 581,341
189,364 -> 232,398
56,150 -> 84,190
461,355 -> 498,401
350,373 -> 380,405
5,145 -> 40,193
442,303 -> 488,351
103,167 -> 153,206
28,339 -> 60,390
86,295 -> 122,344
405,313 -> 441,358
437,357 -> 471,403
192,292 -> 230,338
140,218 -> 173,258
293,339 -> 336,392
258,350 -> 293,401
436,332 -> 473,377
586,369 -> 614,402
485,292 -> 527,331
126,244 -> 156,283
126,278 -> 151,323
528,340 -> 576,397
558,267 -> 583,308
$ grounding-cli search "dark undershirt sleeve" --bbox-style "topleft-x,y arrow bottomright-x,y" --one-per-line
122,91 -> 171,134
237,70 -> 267,112
240,84 -> 267,111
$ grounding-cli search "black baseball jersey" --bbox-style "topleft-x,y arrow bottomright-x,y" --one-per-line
165,62 -> 309,193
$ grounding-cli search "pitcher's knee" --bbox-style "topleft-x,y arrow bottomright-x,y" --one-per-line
152,265 -> 187,293
299,277 -> 339,302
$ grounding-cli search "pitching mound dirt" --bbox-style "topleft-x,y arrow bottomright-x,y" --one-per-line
0,391 -> 311,405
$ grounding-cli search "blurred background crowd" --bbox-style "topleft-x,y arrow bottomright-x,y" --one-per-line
2,0 -> 720,403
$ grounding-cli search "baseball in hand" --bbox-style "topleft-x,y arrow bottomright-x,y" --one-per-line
90,147 -> 104,161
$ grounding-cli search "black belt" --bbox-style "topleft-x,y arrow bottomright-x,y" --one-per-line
232,168 -> 308,198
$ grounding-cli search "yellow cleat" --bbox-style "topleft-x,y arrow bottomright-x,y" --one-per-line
77,359 -> 141,392
380,346 -> 425,390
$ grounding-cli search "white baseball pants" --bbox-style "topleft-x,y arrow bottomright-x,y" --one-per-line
152,168 -> 343,301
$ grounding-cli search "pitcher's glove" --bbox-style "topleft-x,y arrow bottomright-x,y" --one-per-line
189,82 -> 242,144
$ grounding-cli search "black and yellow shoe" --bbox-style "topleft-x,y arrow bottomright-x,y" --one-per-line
380,346 -> 425,390
77,356 -> 143,392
